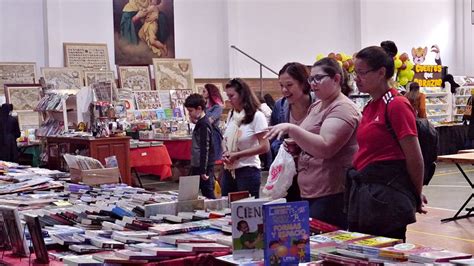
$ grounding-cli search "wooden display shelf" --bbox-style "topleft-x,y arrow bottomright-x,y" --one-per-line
46,136 -> 131,185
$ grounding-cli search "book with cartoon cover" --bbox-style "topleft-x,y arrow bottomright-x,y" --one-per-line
263,200 -> 310,266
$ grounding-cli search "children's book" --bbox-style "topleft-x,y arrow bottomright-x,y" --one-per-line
231,197 -> 271,260
263,200 -> 310,266
379,243 -> 443,260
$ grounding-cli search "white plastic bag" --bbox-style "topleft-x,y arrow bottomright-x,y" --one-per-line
262,147 -> 297,199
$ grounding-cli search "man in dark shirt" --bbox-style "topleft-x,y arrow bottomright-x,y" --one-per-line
184,94 -> 216,199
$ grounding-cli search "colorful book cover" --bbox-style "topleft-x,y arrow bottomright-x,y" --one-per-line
164,108 -> 173,118
263,200 -> 310,266
156,108 -> 166,119
231,198 -> 270,260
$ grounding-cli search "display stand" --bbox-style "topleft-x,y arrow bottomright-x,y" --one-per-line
46,136 -> 132,185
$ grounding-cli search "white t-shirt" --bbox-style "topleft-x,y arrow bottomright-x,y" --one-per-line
225,110 -> 268,169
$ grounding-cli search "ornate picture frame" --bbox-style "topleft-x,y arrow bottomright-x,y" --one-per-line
133,90 -> 162,110
4,84 -> 42,112
64,42 -> 110,71
0,62 -> 37,93
84,71 -> 115,87
152,58 -> 194,91
41,67 -> 84,91
117,65 -> 152,91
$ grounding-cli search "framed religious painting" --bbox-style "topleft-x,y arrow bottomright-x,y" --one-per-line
41,67 -> 84,91
152,58 -> 194,91
117,65 -> 152,91
0,62 -> 37,93
113,0 -> 175,65
63,42 -> 110,71
195,82 -> 228,101
84,71 -> 115,87
4,84 -> 42,111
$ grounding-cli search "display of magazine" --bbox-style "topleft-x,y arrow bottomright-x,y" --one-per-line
231,197 -> 270,260
92,81 -> 113,103
263,200 -> 310,266
63,154 -> 104,170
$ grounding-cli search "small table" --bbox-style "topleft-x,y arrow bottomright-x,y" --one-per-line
130,145 -> 172,186
437,153 -> 474,222
17,142 -> 41,167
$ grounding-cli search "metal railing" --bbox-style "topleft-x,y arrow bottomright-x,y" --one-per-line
230,45 -> 278,96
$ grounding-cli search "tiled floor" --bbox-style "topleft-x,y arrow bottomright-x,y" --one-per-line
139,161 -> 474,254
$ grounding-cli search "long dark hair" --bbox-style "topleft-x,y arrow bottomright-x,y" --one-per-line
278,62 -> 311,94
204,83 -> 223,107
225,78 -> 260,124
312,57 -> 352,96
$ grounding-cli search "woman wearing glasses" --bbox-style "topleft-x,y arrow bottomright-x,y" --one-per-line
264,58 -> 360,228
222,78 -> 270,198
269,62 -> 315,201
347,46 -> 426,241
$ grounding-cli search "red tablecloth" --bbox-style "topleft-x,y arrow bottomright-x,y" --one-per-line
140,139 -> 192,161
130,146 -> 172,180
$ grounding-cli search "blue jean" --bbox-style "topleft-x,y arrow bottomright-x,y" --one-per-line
221,166 -> 261,198
190,166 -> 216,199
303,193 -> 347,229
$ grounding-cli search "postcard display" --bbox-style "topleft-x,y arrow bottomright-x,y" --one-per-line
116,59 -> 196,138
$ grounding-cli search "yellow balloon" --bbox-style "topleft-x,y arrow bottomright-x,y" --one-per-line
316,53 -> 324,61
394,59 -> 402,69
408,70 -> 415,80
399,77 -> 409,86
406,60 -> 414,70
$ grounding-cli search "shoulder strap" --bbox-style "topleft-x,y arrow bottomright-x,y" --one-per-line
383,90 -> 398,140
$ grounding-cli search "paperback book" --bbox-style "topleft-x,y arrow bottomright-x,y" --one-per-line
263,200 -> 310,266
231,197 -> 270,260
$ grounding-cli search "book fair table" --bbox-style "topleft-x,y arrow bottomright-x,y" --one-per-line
142,138 -> 192,161
130,145 -> 173,186
437,153 -> 474,222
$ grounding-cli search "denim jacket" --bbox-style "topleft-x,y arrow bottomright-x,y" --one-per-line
269,93 -> 316,157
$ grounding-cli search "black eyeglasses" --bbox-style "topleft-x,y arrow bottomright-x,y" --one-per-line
354,69 -> 375,77
307,74 -> 330,85
227,78 -> 241,88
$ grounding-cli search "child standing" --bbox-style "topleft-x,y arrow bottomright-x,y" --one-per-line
184,94 -> 216,199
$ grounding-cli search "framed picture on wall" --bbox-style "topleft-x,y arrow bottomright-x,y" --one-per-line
133,90 -> 162,110
63,42 -> 110,71
152,58 -> 194,91
84,71 -> 115,87
112,0 -> 175,65
0,62 -> 37,93
117,65 -> 152,91
195,82 -> 228,101
41,67 -> 84,91
4,84 -> 42,111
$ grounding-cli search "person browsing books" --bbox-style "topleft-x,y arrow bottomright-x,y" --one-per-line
0,104 -> 21,163
348,45 -> 427,241
184,94 -> 216,199
201,83 -> 224,160
264,58 -> 361,229
222,78 -> 270,198
270,62 -> 315,202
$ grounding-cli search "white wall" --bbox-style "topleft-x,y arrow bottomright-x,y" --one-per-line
0,0 -> 45,70
228,0 -> 359,78
360,0 -> 456,72
1,0 -> 472,79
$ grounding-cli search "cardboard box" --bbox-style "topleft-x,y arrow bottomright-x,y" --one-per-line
70,167 -> 121,186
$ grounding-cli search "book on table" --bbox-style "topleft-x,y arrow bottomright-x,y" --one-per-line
262,199 -> 310,266
230,197 -> 271,260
